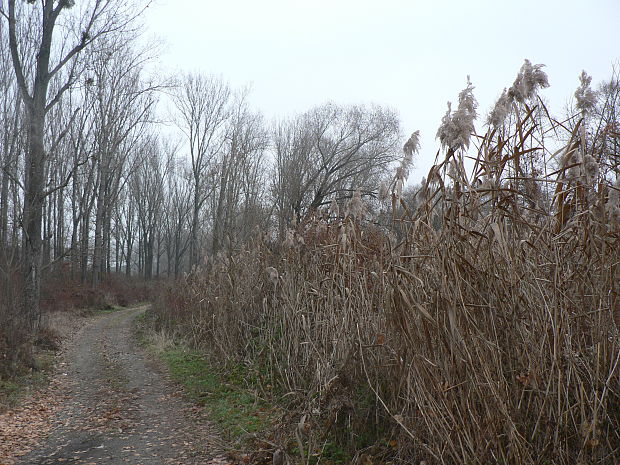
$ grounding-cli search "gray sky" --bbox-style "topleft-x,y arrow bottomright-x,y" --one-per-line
144,0 -> 620,183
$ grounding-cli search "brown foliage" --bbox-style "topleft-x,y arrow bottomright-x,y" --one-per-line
153,106 -> 620,464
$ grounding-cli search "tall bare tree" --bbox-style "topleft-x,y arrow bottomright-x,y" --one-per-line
87,33 -> 157,286
211,91 -> 268,254
1,0 -> 146,326
172,74 -> 231,267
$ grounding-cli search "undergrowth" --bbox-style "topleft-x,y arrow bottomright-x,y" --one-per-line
1,270 -> 154,378
0,349 -> 55,411
138,321 -> 357,464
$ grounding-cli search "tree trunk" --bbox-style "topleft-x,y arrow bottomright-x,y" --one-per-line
22,114 -> 46,328
0,165 -> 9,249
56,187 -> 65,262
189,186 -> 200,269
80,209 -> 90,284
92,163 -> 108,286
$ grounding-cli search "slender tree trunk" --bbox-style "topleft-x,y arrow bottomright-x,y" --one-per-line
103,193 -> 112,274
80,210 -> 90,284
115,227 -> 120,274
126,239 -> 132,276
190,186 -> 199,268
42,193 -> 52,268
22,113 -> 46,328
155,230 -> 161,277
0,166 -> 8,249
125,203 -> 133,276
56,187 -> 64,262
70,216 -> 79,280
92,163 -> 108,286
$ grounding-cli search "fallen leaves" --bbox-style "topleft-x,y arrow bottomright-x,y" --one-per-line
1,308 -> 232,465
0,376 -> 69,464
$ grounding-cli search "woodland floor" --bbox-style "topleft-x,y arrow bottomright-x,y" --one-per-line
1,306 -> 230,465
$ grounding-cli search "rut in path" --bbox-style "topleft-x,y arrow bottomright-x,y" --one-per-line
17,306 -> 221,465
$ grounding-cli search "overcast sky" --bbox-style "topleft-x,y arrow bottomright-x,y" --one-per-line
143,0 -> 620,183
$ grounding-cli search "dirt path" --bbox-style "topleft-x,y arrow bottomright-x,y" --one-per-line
13,307 -> 222,465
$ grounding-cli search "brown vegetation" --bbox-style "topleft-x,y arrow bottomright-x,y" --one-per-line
1,270 -> 152,377
153,98 -> 620,464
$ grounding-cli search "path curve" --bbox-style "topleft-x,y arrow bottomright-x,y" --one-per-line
17,306 -> 220,465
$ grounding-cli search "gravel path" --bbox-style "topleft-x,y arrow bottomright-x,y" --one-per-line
15,306 -> 221,465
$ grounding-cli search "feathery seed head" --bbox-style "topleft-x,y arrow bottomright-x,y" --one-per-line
390,130 -> 421,200
399,130 -> 420,181
607,179 -> 620,226
283,229 -> 295,248
583,154 -> 599,182
575,70 -> 597,115
347,189 -> 365,220
562,147 -> 583,180
394,178 -> 404,199
329,198 -> 340,218
568,151 -> 584,180
403,130 -> 420,162
488,88 -> 512,128
437,77 -> 477,151
508,59 -> 549,103
265,266 -> 279,285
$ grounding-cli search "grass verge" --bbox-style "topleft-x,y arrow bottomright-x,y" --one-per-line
134,312 -> 276,446
134,310 -> 361,464
162,349 -> 275,441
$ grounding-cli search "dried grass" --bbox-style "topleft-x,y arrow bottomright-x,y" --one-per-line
154,98 -> 619,464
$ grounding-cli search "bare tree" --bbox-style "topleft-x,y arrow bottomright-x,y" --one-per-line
130,137 -> 169,279
1,0 -> 147,326
86,32 -> 158,285
172,74 -> 231,267
272,103 -> 401,233
162,162 -> 192,277
211,90 -> 268,254
0,25 -> 23,255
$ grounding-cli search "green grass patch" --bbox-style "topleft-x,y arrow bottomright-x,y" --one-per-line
0,349 -> 56,411
160,348 -> 275,443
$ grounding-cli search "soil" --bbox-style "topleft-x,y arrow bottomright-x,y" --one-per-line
2,306 -> 227,465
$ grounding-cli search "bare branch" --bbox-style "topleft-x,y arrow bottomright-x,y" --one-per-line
6,0 -> 33,105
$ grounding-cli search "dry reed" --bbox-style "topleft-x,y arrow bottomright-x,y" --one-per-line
153,82 -> 619,465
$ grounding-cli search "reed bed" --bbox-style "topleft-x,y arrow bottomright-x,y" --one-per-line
154,79 -> 619,464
